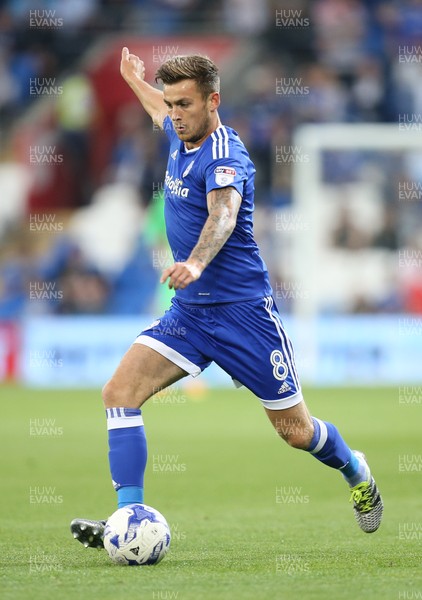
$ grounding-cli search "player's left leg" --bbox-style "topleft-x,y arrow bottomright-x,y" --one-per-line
264,399 -> 383,533
209,296 -> 383,533
264,400 -> 365,481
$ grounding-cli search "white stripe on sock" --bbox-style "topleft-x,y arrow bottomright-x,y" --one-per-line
310,418 -> 328,454
106,409 -> 144,430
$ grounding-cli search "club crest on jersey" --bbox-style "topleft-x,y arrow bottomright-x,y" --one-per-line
214,166 -> 236,186
182,160 -> 195,178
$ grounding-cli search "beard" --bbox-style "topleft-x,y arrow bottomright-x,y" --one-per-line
175,114 -> 211,144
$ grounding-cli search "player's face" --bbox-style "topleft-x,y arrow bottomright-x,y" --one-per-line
163,79 -> 219,148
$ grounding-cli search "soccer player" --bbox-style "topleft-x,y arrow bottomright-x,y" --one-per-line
71,48 -> 383,549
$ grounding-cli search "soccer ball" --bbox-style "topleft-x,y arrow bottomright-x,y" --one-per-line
103,503 -> 171,566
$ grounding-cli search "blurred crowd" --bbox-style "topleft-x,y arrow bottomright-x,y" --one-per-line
1,0 -> 421,129
0,0 -> 421,317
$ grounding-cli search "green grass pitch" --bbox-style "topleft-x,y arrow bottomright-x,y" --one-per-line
1,384 -> 421,600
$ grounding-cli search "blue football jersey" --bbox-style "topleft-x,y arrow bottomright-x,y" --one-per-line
162,115 -> 272,303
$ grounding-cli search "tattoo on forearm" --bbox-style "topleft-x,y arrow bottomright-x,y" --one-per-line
189,187 -> 241,268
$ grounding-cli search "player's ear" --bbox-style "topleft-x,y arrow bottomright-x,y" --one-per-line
208,91 -> 220,111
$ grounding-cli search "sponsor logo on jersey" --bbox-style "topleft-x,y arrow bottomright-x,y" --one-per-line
182,160 -> 195,178
165,171 -> 190,198
214,166 -> 236,186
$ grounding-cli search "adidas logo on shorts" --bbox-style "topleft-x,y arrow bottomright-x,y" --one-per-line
278,381 -> 291,394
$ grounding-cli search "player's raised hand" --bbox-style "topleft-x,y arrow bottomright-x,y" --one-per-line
119,46 -> 167,127
120,47 -> 145,85
160,261 -> 204,290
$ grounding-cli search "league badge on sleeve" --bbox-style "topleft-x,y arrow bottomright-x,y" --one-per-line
214,166 -> 236,186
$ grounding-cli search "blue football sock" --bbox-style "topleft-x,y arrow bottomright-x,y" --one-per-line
340,454 -> 368,487
106,407 -> 147,508
117,485 -> 144,509
307,417 -> 367,485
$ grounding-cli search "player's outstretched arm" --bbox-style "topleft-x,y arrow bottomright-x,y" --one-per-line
120,47 -> 168,129
160,186 -> 242,290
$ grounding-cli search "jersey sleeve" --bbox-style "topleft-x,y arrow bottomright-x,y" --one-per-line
204,136 -> 248,198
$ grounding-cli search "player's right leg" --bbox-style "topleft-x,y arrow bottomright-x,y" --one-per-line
71,343 -> 187,549
102,343 -> 188,508
71,303 -> 212,550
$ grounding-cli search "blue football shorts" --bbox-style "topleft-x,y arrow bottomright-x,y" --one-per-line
135,295 -> 303,410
